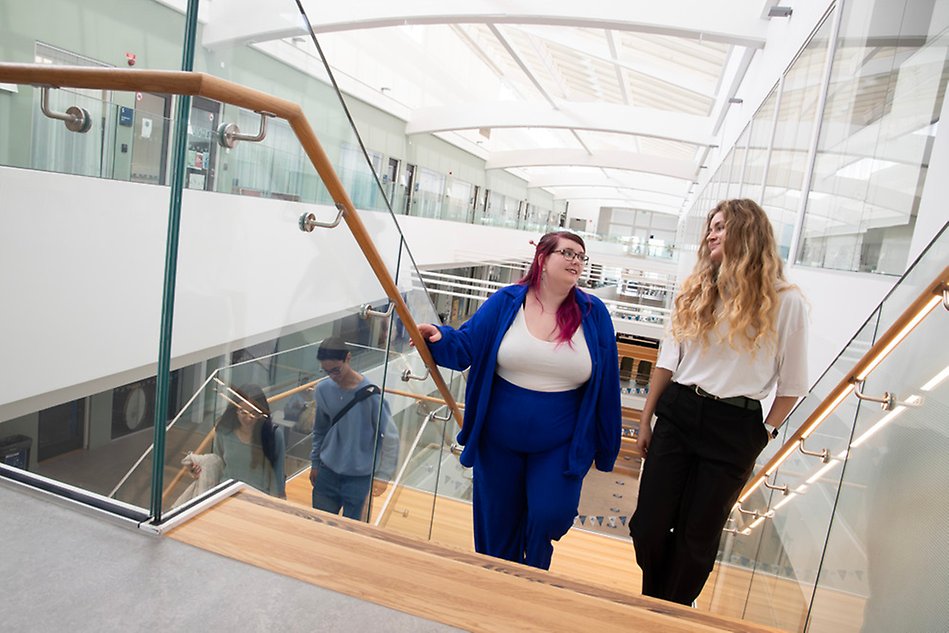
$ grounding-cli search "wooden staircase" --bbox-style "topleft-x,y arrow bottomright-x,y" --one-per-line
169,488 -> 785,633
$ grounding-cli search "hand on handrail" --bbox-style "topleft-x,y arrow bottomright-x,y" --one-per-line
414,323 -> 442,344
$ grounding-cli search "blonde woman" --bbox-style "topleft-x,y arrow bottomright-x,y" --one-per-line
629,199 -> 808,605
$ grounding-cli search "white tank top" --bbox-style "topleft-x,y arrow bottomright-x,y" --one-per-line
496,306 -> 592,392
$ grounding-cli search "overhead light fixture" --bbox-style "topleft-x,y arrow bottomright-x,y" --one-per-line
728,97 -> 743,104
921,364 -> 949,391
768,6 -> 793,18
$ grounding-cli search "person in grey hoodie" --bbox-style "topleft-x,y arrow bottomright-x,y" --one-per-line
309,337 -> 399,520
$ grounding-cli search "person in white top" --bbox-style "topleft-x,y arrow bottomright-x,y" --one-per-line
629,199 -> 808,606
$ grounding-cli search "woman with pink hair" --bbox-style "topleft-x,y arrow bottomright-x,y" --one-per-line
419,231 -> 621,569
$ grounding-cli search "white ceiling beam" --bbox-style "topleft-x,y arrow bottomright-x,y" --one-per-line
487,149 -> 698,181
202,0 -> 308,49
526,173 -> 686,196
551,196 -> 684,214
407,102 -> 715,146
298,1 -> 769,47
538,184 -> 684,205
545,190 -> 681,211
488,24 -> 558,108
515,25 -> 718,97
605,30 -> 632,106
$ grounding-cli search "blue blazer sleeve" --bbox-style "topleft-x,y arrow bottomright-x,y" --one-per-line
428,290 -> 508,371
592,298 -> 622,471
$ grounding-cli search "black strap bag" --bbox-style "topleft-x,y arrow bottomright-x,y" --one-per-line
330,384 -> 381,426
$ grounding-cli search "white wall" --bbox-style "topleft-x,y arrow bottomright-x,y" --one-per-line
785,266 -> 895,387
1,164 -> 929,424
0,167 -> 409,421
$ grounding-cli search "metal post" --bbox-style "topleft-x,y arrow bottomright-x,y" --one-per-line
150,0 -> 200,522
787,3 -> 845,266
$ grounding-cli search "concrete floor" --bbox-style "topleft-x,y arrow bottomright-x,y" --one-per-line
0,483 -> 462,633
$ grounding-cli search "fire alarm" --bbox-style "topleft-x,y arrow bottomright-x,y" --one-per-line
126,52 -> 137,67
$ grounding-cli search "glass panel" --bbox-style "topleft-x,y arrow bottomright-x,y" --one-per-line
727,125 -> 751,199
742,85 -> 779,201
799,0 -> 949,274
373,239 -> 468,543
0,0 -> 192,514
762,16 -> 832,260
808,286 -> 948,632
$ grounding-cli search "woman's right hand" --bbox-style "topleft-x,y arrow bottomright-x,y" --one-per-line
189,462 -> 202,478
637,420 -> 653,459
415,323 -> 442,344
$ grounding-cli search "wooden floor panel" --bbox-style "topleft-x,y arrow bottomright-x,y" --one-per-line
170,490 -> 785,633
283,474 -> 867,631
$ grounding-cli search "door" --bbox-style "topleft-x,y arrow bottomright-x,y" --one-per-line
130,92 -> 171,185
385,157 -> 399,206
402,163 -> 416,215
37,399 -> 86,461
186,96 -> 220,191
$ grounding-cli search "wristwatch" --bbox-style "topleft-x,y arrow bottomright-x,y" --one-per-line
766,424 -> 780,440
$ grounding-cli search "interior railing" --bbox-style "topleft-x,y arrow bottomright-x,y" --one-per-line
107,339 -> 465,529
699,226 -> 949,632
0,62 -> 464,526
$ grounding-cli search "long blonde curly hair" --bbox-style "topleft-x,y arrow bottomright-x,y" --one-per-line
671,199 -> 787,352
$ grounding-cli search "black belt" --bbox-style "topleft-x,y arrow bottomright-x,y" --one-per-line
685,384 -> 761,411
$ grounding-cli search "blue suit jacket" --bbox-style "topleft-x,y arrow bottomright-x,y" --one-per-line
428,284 -> 621,476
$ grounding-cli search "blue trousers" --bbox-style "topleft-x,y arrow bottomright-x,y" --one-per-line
312,463 -> 372,521
473,377 -> 584,570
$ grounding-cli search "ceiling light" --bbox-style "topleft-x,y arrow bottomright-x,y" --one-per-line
728,97 -> 743,104
768,6 -> 793,18
921,364 -> 949,391
835,157 -> 898,180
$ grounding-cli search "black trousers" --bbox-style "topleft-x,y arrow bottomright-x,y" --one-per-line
629,382 -> 768,605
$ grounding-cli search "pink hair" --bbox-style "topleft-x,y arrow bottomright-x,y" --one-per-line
518,231 -> 588,345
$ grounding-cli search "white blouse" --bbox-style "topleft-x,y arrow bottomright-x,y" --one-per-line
496,306 -> 592,392
656,287 -> 809,401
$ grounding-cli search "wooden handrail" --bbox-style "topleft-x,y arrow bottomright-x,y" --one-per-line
738,265 -> 949,504
0,63 -> 464,431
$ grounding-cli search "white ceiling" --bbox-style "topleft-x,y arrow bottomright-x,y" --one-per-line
197,0 -> 788,215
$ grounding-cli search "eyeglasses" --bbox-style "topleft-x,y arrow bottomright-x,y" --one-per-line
553,248 -> 589,264
236,408 -> 262,419
321,366 -> 344,376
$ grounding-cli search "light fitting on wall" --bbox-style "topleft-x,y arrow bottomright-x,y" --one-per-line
768,6 -> 793,18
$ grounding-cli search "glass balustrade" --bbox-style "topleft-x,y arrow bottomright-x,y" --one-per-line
0,92 -> 180,513
0,0 -> 467,535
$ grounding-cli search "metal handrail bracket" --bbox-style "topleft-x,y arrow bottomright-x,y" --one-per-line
40,86 -> 92,133
217,110 -> 274,148
299,202 -> 345,232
